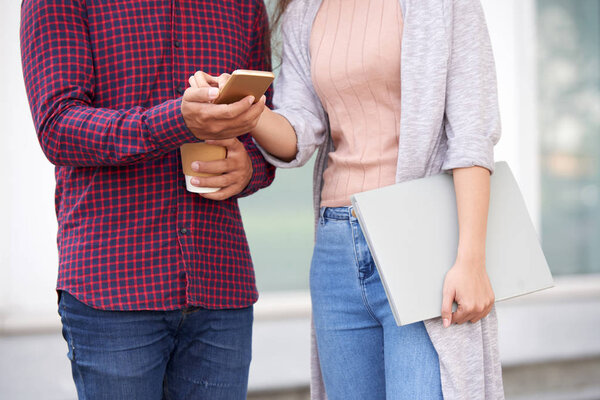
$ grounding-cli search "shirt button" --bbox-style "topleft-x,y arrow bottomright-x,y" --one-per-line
174,40 -> 182,48
180,228 -> 188,235
177,86 -> 185,95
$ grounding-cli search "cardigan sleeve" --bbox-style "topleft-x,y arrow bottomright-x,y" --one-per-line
441,0 -> 501,174
255,0 -> 328,169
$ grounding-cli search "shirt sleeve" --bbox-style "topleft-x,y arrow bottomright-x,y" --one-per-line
234,0 -> 276,199
441,0 -> 501,174
20,0 -> 199,168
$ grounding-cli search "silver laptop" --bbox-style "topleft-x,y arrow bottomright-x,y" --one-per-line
350,162 -> 554,326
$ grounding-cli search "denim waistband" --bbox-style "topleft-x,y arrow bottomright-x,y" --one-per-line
319,206 -> 355,220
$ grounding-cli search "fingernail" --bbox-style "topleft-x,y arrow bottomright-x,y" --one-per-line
191,162 -> 199,171
443,318 -> 450,328
208,87 -> 219,99
191,177 -> 199,185
248,96 -> 255,105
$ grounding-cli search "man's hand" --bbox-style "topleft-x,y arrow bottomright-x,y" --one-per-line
180,82 -> 265,140
188,138 -> 252,200
189,71 -> 231,90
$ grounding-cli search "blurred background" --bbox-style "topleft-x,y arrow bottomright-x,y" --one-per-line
1,0 -> 599,399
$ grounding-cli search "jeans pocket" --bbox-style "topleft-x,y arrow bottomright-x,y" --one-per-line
58,304 -> 76,362
351,220 -> 376,278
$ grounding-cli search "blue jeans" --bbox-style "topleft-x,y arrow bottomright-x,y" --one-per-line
311,207 -> 442,400
58,291 -> 253,400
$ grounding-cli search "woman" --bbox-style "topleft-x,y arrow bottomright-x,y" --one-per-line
193,0 -> 503,398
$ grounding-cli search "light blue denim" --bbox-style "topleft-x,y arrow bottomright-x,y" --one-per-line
310,206 -> 443,400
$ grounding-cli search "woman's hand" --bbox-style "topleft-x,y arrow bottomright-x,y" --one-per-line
441,256 -> 495,327
441,166 -> 495,327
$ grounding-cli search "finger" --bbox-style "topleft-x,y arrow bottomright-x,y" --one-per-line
217,73 -> 232,90
203,138 -> 238,149
189,72 -> 218,89
200,185 -> 237,201
194,71 -> 219,88
184,86 -> 220,102
452,304 -> 474,325
470,303 -> 493,323
190,173 -> 234,189
451,307 -> 466,325
441,286 -> 455,328
469,307 -> 484,324
486,303 -> 494,317
191,159 -> 232,175
246,99 -> 266,118
233,100 -> 265,128
210,96 -> 255,119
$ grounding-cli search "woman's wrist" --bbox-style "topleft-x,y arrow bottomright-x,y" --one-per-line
250,108 -> 298,162
455,247 -> 486,269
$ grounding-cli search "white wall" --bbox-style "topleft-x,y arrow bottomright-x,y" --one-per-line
482,0 -> 540,227
0,1 -> 60,328
0,0 -> 538,328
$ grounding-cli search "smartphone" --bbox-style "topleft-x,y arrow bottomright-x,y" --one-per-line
213,69 -> 275,105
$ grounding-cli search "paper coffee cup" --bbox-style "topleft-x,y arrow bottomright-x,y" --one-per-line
180,143 -> 227,194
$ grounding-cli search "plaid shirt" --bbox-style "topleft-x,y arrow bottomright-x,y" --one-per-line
20,0 -> 275,311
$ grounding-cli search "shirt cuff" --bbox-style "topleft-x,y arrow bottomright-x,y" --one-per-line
234,134 -> 275,199
144,98 -> 200,149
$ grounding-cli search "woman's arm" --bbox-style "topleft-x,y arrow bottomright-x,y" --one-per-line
440,166 -> 495,327
252,108 -> 298,162
188,71 -> 298,162
438,0 -> 500,327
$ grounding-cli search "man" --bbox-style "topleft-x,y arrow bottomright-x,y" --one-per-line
20,0 -> 274,398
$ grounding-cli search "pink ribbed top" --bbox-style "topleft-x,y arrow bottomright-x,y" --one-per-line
310,0 -> 403,207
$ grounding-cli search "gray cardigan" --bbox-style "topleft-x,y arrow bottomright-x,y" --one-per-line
258,0 -> 505,398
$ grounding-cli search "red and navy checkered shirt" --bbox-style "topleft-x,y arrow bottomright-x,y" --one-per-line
20,0 -> 275,311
